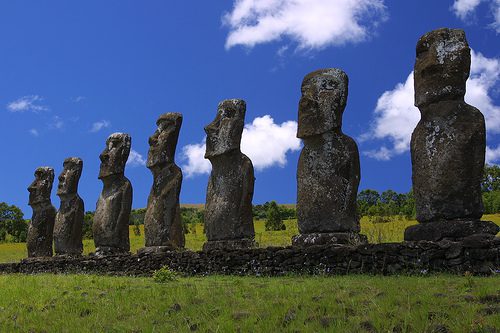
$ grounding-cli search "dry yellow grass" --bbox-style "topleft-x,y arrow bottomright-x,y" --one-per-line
0,215 -> 498,263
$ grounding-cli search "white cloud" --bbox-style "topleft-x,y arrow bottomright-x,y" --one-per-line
223,0 -> 387,50
181,139 -> 212,177
452,0 -> 483,19
90,120 -> 110,133
362,72 -> 418,160
452,0 -> 500,33
73,96 -> 86,103
29,129 -> 39,137
49,116 -> 64,130
7,95 -> 48,113
241,115 -> 301,169
127,149 -> 146,167
494,0 -> 500,32
486,145 -> 500,163
364,50 -> 500,161
363,146 -> 394,161
468,51 -> 500,133
181,115 -> 301,177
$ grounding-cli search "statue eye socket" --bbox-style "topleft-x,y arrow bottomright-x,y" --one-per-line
416,42 -> 430,57
221,108 -> 236,119
109,139 -> 122,149
321,80 -> 336,90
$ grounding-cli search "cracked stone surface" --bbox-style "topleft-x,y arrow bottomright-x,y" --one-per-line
411,29 -> 485,222
203,99 -> 255,250
407,28 -> 493,241
54,157 -> 84,255
93,133 -> 133,255
296,68 -> 361,242
27,167 -> 56,257
143,113 -> 185,249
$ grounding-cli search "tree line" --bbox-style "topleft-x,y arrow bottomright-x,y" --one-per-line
2,165 -> 500,242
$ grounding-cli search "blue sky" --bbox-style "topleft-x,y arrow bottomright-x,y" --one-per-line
1,0 -> 499,217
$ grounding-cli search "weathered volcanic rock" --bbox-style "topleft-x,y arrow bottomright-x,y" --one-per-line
27,167 -> 56,257
405,219 -> 499,242
407,28 -> 493,241
294,68 -> 363,246
143,113 -> 185,250
54,157 -> 84,255
411,29 -> 485,223
93,133 -> 133,255
203,99 -> 255,251
292,232 -> 367,247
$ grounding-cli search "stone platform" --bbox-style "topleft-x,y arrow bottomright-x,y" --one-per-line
292,232 -> 368,246
202,238 -> 255,251
404,219 -> 500,241
1,237 -> 498,276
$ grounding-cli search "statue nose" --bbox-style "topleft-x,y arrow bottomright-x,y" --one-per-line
100,152 -> 109,163
204,124 -> 216,135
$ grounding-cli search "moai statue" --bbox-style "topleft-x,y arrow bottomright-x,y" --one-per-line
292,69 -> 366,246
54,157 -> 84,255
203,99 -> 255,251
93,133 -> 133,255
139,113 -> 185,254
405,28 -> 499,241
27,167 -> 56,257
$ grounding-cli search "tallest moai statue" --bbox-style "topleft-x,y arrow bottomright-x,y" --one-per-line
405,28 -> 499,241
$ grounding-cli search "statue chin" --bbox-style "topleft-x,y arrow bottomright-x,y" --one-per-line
57,188 -> 73,196
98,168 -> 121,179
146,157 -> 172,169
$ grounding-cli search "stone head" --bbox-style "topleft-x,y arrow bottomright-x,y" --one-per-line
28,167 -> 54,206
147,113 -> 183,168
204,99 -> 246,158
98,133 -> 131,179
297,68 -> 348,138
57,157 -> 83,196
414,28 -> 470,108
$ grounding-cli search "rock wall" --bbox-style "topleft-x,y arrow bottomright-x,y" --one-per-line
1,237 -> 498,276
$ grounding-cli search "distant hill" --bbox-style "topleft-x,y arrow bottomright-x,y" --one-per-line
180,204 -> 205,209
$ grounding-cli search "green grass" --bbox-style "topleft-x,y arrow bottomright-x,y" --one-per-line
1,215 -> 499,332
1,215 -> 499,264
0,274 -> 498,332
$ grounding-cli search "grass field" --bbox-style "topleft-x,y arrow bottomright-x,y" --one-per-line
1,215 -> 499,332
1,274 -> 499,332
0,215 -> 499,264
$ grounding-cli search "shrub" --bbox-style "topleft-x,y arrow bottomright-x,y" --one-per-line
181,207 -> 204,234
0,202 -> 28,242
83,212 -> 94,239
133,219 -> 141,236
153,266 -> 178,283
265,201 -> 286,231
129,208 -> 146,225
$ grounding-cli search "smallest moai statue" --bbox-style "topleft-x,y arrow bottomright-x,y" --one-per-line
405,28 -> 499,241
27,167 -> 56,257
54,158 -> 84,256
139,113 -> 185,255
203,99 -> 256,251
292,68 -> 366,246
